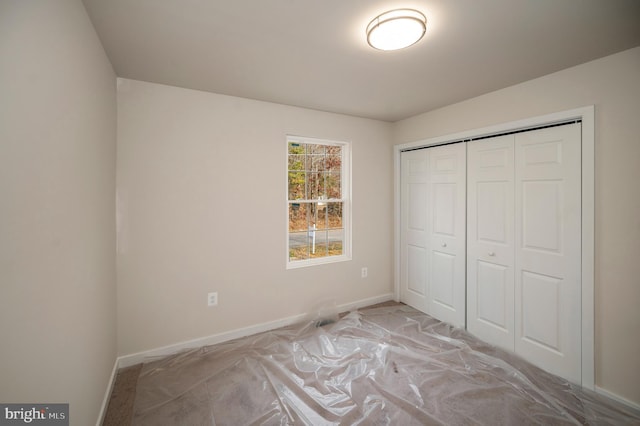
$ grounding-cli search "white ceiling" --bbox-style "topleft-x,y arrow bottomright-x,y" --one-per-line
82,0 -> 640,122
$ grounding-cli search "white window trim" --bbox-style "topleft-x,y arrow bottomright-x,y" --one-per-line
286,135 -> 352,269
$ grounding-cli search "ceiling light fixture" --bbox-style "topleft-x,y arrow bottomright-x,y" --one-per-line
366,9 -> 427,51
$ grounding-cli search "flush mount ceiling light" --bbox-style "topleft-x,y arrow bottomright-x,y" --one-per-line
366,9 -> 426,51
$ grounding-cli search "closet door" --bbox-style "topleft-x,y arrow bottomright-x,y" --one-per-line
400,149 -> 429,312
400,144 -> 466,326
427,143 -> 466,327
514,123 -> 581,383
467,135 -> 515,350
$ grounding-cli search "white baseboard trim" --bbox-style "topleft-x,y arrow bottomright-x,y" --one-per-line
595,385 -> 640,413
118,312 -> 306,368
96,357 -> 119,426
117,293 -> 394,368
336,293 -> 395,313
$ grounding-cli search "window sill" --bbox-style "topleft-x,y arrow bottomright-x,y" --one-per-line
286,254 -> 352,270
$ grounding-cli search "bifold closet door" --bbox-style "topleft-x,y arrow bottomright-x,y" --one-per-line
514,123 -> 581,383
400,144 -> 466,327
427,143 -> 466,327
467,123 -> 582,384
400,149 -> 429,313
467,135 -> 515,351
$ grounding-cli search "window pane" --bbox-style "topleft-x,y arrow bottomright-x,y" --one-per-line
327,202 -> 343,229
307,172 -> 325,200
315,202 -> 328,230
326,172 -> 341,199
309,230 -> 328,258
288,154 -> 306,171
288,171 -> 306,200
289,203 -> 309,232
311,154 -> 325,172
328,228 -> 344,256
289,231 -> 309,261
326,154 -> 341,172
326,145 -> 341,156
309,144 -> 326,155
288,142 -> 305,155
309,145 -> 326,173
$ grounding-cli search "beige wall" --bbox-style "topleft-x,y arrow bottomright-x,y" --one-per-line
394,47 -> 640,405
116,79 -> 393,356
0,1 -> 117,425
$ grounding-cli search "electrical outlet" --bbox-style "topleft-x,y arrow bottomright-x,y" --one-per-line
207,292 -> 218,307
361,267 -> 368,278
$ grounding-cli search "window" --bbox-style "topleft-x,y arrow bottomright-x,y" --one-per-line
286,136 -> 351,268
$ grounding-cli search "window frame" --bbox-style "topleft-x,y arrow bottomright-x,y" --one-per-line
285,135 -> 352,269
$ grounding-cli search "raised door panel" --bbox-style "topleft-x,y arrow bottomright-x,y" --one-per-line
407,245 -> 427,295
514,123 -> 582,384
477,181 -> 508,244
476,260 -> 509,331
428,143 -> 466,328
467,135 -> 515,351
521,271 -> 561,351
521,181 -> 562,254
431,251 -> 455,308
400,150 -> 429,312
432,183 -> 456,237
406,182 -> 427,247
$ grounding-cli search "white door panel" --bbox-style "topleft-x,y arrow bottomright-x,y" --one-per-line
476,181 -> 508,244
407,183 -> 427,232
515,123 -> 582,384
520,271 -> 562,351
476,260 -> 509,331
400,144 -> 466,327
467,135 -> 515,350
401,150 -> 429,312
406,182 -> 427,248
432,183 -> 456,236
428,143 -> 466,327
406,245 -> 427,295
431,251 -> 456,309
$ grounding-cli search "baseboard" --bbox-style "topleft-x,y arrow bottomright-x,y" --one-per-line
336,293 -> 395,312
96,357 -> 119,426
595,385 -> 640,413
117,311 -> 307,368
118,293 -> 394,368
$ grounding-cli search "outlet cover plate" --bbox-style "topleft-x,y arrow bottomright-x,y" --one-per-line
208,292 -> 218,307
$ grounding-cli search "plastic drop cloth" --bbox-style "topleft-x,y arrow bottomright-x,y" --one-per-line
131,305 -> 640,425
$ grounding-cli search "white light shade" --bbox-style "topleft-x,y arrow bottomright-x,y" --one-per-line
366,9 -> 426,51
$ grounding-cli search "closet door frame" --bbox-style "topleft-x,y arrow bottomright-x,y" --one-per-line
393,105 -> 595,390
